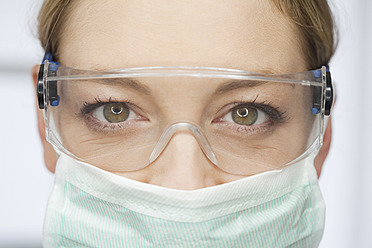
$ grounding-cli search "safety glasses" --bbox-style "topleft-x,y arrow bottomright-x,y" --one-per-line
37,56 -> 334,175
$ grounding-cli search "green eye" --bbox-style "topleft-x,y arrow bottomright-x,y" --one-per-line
103,103 -> 129,123
231,106 -> 258,125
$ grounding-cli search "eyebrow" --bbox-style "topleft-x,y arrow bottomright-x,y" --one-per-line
111,78 -> 264,96
87,77 -> 291,96
214,78 -> 297,95
214,80 -> 267,95
98,78 -> 151,95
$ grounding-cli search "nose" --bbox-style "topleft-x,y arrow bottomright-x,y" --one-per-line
147,130 -> 219,190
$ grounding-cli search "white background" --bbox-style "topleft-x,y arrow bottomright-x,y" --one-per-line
0,0 -> 371,247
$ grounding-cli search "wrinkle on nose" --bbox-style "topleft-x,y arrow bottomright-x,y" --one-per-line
148,131 -> 217,190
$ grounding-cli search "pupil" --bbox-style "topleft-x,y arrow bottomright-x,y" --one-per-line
103,103 -> 129,123
237,108 -> 249,118
111,106 -> 123,115
231,106 -> 258,126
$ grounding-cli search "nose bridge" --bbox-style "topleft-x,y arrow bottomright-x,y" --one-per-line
147,122 -> 219,190
148,122 -> 218,166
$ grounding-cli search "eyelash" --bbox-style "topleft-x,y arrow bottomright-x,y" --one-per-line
214,96 -> 289,134
81,97 -> 114,114
234,98 -> 289,123
79,96 -> 289,134
80,97 -> 145,131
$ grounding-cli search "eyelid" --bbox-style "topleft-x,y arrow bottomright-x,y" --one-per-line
81,98 -> 147,118
79,101 -> 150,133
224,106 -> 269,126
214,101 -> 287,124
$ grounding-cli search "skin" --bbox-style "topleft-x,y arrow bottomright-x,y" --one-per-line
33,0 -> 332,190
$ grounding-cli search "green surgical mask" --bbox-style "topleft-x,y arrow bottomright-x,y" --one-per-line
43,151 -> 325,248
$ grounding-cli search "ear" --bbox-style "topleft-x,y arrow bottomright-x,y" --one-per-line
32,65 -> 57,173
314,118 -> 332,178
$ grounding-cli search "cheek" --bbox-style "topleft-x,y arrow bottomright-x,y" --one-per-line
285,87 -> 315,156
266,86 -> 315,164
55,105 -> 82,150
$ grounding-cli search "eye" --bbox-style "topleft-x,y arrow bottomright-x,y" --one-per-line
92,102 -> 134,123
223,105 -> 269,126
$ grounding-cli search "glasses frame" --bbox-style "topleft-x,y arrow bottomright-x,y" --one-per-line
37,54 -> 335,174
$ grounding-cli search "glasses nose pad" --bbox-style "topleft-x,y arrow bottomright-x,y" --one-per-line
147,122 -> 219,166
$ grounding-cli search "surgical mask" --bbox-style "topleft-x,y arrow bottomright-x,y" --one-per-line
43,151 -> 325,247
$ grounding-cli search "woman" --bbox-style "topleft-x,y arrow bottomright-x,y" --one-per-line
33,0 -> 336,247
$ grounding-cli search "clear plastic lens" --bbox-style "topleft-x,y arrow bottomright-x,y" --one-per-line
45,64 -> 324,175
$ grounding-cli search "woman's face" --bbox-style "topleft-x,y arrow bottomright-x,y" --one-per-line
53,0 -> 312,189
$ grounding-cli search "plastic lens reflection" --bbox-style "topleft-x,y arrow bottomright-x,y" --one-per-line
46,72 -> 322,176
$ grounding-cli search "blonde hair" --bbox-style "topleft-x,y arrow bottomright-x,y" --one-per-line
38,0 -> 72,60
271,0 -> 337,69
38,0 -> 337,69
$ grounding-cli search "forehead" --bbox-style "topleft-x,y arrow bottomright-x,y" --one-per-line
59,0 -> 306,73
